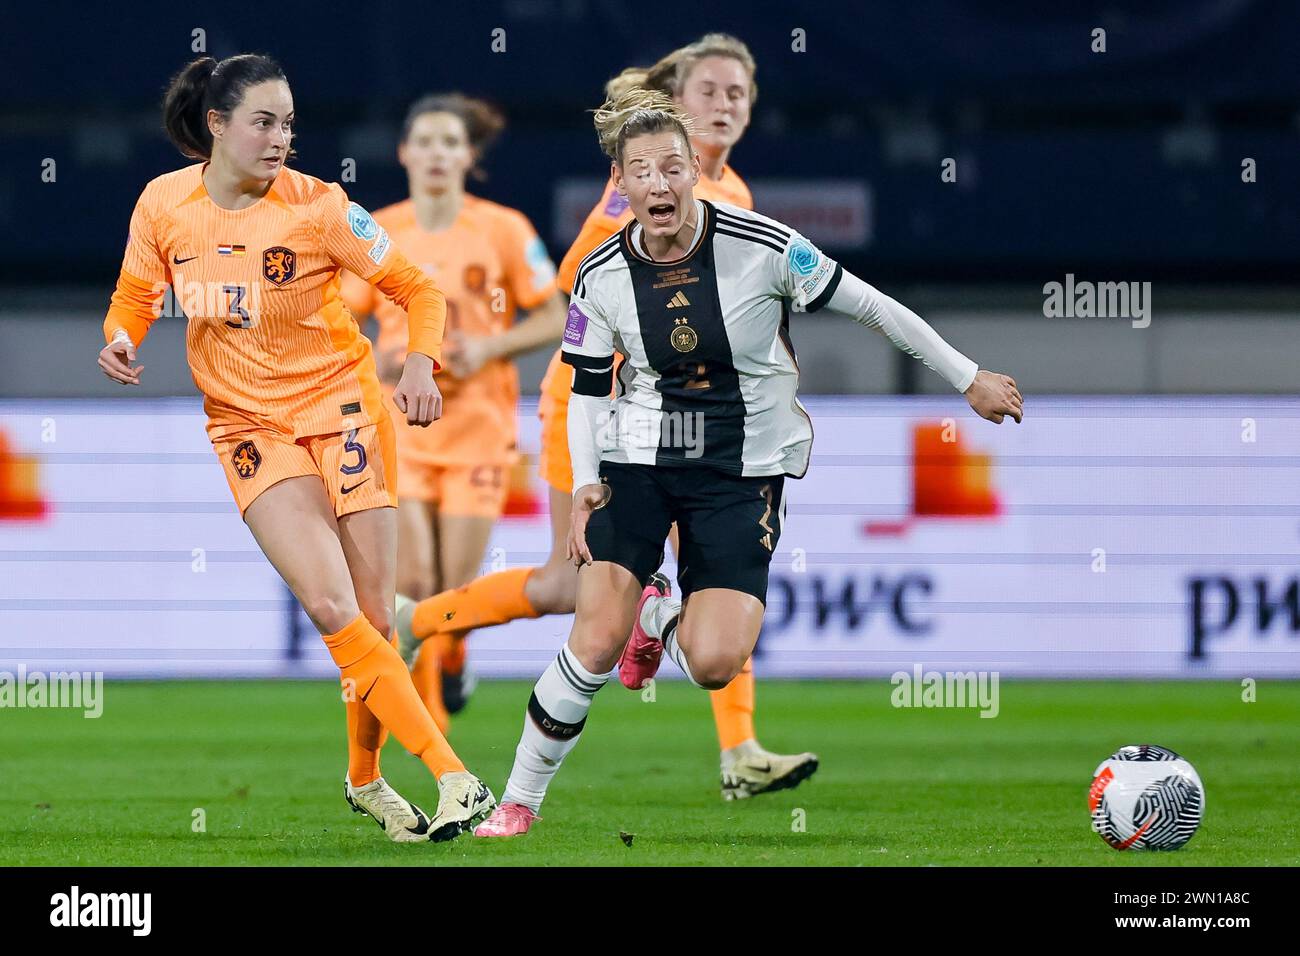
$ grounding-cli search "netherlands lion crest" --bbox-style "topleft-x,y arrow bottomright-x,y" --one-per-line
263,246 -> 297,285
231,440 -> 261,479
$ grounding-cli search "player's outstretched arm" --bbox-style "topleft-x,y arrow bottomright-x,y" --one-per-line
824,269 -> 1023,423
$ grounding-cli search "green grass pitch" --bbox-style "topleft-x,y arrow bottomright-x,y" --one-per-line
3,679 -> 1297,866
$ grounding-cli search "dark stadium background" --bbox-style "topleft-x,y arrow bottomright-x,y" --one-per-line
3,1 -> 1298,283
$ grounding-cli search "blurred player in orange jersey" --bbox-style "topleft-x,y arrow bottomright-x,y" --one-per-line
341,94 -> 565,729
95,54 -> 495,842
397,35 -> 819,801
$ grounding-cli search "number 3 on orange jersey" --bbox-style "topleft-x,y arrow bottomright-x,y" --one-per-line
224,285 -> 251,329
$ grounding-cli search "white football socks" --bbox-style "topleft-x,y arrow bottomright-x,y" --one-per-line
660,615 -> 703,688
501,644 -> 610,811
640,593 -> 682,638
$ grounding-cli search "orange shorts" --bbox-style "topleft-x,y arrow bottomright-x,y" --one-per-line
397,460 -> 510,518
213,414 -> 398,518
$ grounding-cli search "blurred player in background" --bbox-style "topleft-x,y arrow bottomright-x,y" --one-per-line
397,34 -> 819,800
342,94 -> 564,731
475,89 -> 1021,837
96,54 -> 495,842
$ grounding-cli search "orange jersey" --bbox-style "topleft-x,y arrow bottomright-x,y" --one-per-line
541,166 -> 753,406
341,195 -> 556,466
104,163 -> 445,443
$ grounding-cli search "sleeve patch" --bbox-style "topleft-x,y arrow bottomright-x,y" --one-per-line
563,302 -> 590,345
788,238 -> 820,277
525,236 -> 557,289
367,230 -> 391,265
799,256 -> 833,296
602,189 -> 630,217
347,202 -> 380,241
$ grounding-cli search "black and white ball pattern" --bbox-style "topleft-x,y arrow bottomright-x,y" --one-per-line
1089,745 -> 1204,850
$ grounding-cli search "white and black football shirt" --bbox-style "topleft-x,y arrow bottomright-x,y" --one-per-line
561,199 -> 841,479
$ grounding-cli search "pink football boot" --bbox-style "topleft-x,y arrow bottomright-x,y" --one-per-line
618,572 -> 672,690
474,802 -> 539,838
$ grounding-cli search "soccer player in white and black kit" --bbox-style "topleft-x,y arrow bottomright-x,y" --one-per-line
474,89 -> 1022,837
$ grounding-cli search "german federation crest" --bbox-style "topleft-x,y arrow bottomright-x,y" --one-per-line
670,316 -> 698,352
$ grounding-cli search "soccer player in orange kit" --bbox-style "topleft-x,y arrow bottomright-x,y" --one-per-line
95,54 -> 494,842
340,94 -> 565,731
397,35 -> 819,801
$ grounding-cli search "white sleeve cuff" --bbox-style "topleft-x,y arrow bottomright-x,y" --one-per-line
567,392 -> 609,493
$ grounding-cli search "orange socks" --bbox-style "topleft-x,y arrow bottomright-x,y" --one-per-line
344,632 -> 396,787
410,636 -> 451,734
323,613 -> 464,778
412,567 -> 540,639
441,634 -> 467,676
709,656 -> 756,751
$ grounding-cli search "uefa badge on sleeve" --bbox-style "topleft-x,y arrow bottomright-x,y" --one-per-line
787,239 -> 820,277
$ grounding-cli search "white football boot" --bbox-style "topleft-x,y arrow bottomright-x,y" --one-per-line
344,775 -> 434,842
720,746 -> 820,801
429,771 -> 497,842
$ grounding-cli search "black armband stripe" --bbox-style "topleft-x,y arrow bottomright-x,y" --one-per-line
571,365 -> 614,396
562,351 -> 615,370
805,263 -> 844,313
564,351 -> 616,395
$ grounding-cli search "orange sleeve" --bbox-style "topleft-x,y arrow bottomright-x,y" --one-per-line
104,190 -> 168,345
103,270 -> 164,346
369,249 -> 446,369
556,183 -> 632,295
339,268 -> 378,319
496,209 -> 557,312
316,183 -> 395,281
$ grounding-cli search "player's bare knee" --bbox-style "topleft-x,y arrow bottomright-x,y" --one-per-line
568,626 -> 624,674
689,648 -> 747,690
304,593 -> 360,636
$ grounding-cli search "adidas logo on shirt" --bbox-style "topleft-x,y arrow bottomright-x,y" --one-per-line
666,291 -> 690,308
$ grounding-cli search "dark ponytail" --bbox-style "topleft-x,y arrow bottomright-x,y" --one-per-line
162,53 -> 290,160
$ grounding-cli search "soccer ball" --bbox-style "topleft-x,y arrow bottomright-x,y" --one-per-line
1088,745 -> 1204,850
